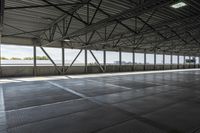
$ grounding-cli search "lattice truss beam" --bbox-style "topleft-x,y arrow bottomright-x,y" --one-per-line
2,0 -> 200,55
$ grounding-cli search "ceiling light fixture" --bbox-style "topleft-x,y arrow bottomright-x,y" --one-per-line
171,1 -> 187,9
64,38 -> 70,42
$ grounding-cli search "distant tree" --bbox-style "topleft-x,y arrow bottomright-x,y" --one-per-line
23,57 -> 33,60
36,56 -> 49,60
0,57 -> 8,60
10,57 -> 22,60
88,62 -> 98,66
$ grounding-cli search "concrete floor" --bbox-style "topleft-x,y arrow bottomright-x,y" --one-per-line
1,70 -> 200,133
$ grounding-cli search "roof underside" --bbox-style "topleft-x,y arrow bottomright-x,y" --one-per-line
2,0 -> 200,55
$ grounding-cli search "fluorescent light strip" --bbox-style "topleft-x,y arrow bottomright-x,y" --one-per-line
171,2 -> 187,9
64,39 -> 70,42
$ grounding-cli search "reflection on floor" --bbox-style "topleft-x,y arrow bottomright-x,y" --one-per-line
1,70 -> 200,133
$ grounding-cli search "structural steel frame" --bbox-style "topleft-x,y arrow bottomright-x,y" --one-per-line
0,0 -> 200,76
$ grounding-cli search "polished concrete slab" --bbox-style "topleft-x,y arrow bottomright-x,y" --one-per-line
1,70 -> 200,133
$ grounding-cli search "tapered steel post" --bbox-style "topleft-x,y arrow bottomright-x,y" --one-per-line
62,42 -> 65,74
85,49 -> 88,73
33,44 -> 36,76
170,52 -> 173,70
103,50 -> 106,72
199,56 -> 200,68
154,50 -> 156,70
119,48 -> 122,71
177,54 -> 180,69
163,52 -> 165,70
183,55 -> 186,69
132,50 -> 135,71
144,49 -> 146,71
0,32 -> 2,77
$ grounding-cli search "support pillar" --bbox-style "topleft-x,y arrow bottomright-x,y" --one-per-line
0,32 -> 2,77
132,50 -> 135,71
183,55 -> 186,69
154,50 -> 156,70
62,42 -> 65,75
163,52 -> 165,70
177,54 -> 180,69
170,52 -> 173,70
0,0 -> 4,77
119,48 -> 122,71
103,50 -> 106,72
199,56 -> 200,68
189,56 -> 191,68
33,40 -> 37,76
144,49 -> 146,71
85,49 -> 87,73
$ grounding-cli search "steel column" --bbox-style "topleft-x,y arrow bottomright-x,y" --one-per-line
198,56 -> 200,68
154,50 -> 156,70
170,53 -> 173,70
189,56 -> 191,68
85,49 -> 87,73
119,48 -> 122,71
0,0 -> 4,77
163,52 -> 165,70
62,42 -> 65,74
103,50 -> 106,72
183,55 -> 186,69
0,0 -> 4,29
0,32 -> 2,77
177,54 -> 180,69
144,49 -> 146,70
199,56 -> 200,68
132,50 -> 135,71
33,43 -> 36,76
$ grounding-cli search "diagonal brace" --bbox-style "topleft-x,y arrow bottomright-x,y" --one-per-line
89,50 -> 104,72
40,46 -> 62,74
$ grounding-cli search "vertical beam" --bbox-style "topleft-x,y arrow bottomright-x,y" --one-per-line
177,54 -> 180,69
119,48 -> 122,71
154,50 -> 156,70
144,49 -> 146,71
0,0 -> 5,77
170,52 -> 173,70
189,56 -> 191,68
103,50 -> 106,72
199,56 -> 200,68
132,50 -> 135,71
62,42 -> 65,74
33,41 -> 37,76
0,32 -> 2,77
163,52 -> 165,70
85,49 -> 88,73
0,0 -> 5,29
183,55 -> 186,69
